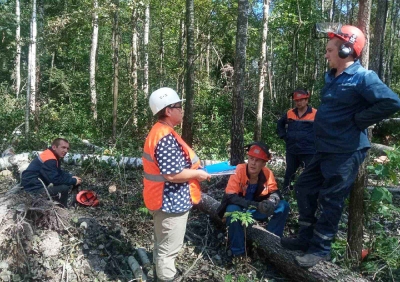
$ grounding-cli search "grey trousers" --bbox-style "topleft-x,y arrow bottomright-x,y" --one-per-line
152,210 -> 189,281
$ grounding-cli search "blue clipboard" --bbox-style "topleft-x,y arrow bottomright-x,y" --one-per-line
201,161 -> 236,176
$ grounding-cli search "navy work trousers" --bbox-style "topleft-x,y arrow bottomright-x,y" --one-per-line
226,200 -> 290,256
47,185 -> 71,207
295,149 -> 367,256
283,153 -> 314,190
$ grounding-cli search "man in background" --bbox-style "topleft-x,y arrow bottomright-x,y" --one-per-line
21,138 -> 82,207
277,89 -> 317,194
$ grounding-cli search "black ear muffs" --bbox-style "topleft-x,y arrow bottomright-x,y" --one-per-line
338,43 -> 353,58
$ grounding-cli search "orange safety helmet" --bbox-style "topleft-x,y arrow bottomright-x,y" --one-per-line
292,89 -> 310,101
76,190 -> 99,207
328,25 -> 366,58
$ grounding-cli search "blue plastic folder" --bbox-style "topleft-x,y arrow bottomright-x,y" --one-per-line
201,161 -> 236,176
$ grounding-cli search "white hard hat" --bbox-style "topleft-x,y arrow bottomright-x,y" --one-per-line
149,87 -> 184,115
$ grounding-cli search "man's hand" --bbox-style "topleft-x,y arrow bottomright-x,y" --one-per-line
73,176 -> 82,185
258,200 -> 275,216
268,192 -> 281,207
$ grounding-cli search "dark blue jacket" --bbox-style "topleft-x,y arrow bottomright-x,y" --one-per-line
315,60 -> 400,153
277,106 -> 317,155
21,148 -> 77,193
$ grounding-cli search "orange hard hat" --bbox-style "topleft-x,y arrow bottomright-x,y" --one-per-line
328,25 -> 366,57
76,190 -> 99,207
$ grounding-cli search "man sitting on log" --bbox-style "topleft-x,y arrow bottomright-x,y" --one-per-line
21,138 -> 82,207
217,142 -> 290,260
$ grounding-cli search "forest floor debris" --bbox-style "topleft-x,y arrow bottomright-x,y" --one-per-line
0,161 -> 399,282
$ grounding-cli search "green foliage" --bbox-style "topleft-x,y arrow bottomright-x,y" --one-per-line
225,210 -> 255,228
368,148 -> 400,185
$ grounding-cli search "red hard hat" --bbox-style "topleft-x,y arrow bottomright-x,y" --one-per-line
328,25 -> 366,57
292,89 -> 310,101
76,190 -> 99,207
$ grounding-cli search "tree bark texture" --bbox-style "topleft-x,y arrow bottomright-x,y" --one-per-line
14,0 -> 21,98
230,0 -> 248,166
385,0 -> 400,86
182,0 -> 195,146
112,0 -> 120,143
255,0 -> 270,141
90,0 -> 99,120
143,4 -> 150,98
130,2 -> 138,127
369,0 -> 388,77
195,194 -> 369,282
357,0 -> 371,69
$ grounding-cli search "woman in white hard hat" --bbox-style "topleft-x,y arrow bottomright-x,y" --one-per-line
142,87 -> 210,282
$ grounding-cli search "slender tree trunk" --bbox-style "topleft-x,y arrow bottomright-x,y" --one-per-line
130,1 -> 138,127
143,4 -> 149,98
370,0 -> 388,78
357,0 -> 371,68
346,0 -> 372,263
14,0 -> 21,98
230,0 -> 248,166
182,0 -> 195,146
112,0 -> 120,143
385,0 -> 399,86
89,0 -> 99,120
177,19 -> 185,96
90,0 -> 99,120
25,0 -> 37,135
254,0 -> 270,141
206,32 -> 210,78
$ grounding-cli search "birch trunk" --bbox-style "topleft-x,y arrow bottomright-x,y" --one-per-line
130,2 -> 138,127
90,0 -> 99,120
143,4 -> 149,98
14,0 -> 21,98
112,0 -> 120,143
254,0 -> 270,141
230,0 -> 248,166
25,0 -> 37,135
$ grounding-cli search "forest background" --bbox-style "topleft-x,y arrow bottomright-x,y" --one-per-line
0,0 -> 399,158
1,0 -> 400,281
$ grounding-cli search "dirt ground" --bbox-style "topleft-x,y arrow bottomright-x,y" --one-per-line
0,158 -> 399,282
0,162 -> 291,282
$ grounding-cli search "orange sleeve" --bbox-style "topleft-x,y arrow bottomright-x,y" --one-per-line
225,172 -> 242,194
264,167 -> 278,194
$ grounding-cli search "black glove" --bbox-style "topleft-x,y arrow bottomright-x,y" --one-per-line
268,193 -> 281,207
258,200 -> 275,216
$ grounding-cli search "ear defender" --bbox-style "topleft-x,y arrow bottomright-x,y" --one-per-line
338,43 -> 354,58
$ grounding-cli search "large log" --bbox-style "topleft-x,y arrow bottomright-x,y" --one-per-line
195,193 -> 369,282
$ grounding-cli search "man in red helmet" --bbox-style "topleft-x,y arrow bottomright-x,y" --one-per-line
281,25 -> 400,267
217,142 -> 290,261
277,89 -> 317,194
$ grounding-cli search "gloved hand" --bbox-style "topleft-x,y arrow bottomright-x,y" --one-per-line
268,193 -> 281,207
258,200 -> 275,216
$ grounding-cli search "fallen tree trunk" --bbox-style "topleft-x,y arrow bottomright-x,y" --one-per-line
195,194 -> 369,282
0,152 -> 222,171
370,143 -> 394,155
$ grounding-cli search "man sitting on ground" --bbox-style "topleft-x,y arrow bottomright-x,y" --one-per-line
21,138 -> 82,207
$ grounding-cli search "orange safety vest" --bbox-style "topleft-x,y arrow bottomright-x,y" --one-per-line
286,108 -> 317,121
142,122 -> 201,211
39,149 -> 59,165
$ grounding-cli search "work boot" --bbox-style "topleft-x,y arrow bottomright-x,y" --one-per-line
295,253 -> 331,268
280,237 -> 309,252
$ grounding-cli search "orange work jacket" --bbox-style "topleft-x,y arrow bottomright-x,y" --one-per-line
142,122 -> 201,211
225,163 -> 278,197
